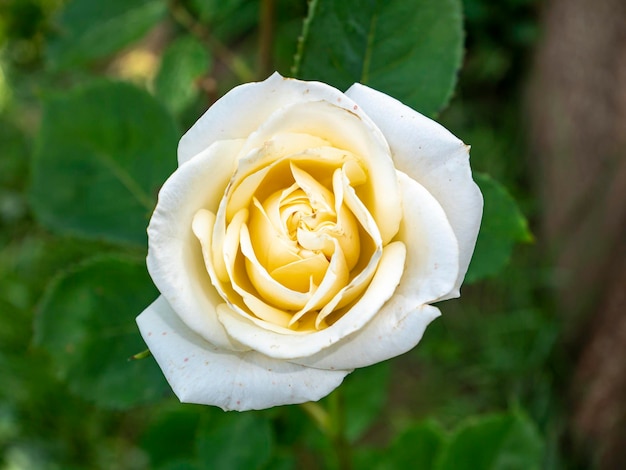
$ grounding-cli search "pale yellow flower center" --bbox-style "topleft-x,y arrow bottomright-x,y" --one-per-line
193,126 -> 393,333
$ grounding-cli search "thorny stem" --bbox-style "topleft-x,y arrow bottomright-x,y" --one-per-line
291,0 -> 318,77
168,0 -> 255,82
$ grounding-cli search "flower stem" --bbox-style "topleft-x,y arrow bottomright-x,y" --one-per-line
300,401 -> 331,434
328,389 -> 352,470
300,391 -> 352,469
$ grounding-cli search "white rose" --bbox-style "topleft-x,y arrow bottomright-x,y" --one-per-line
136,72 -> 482,411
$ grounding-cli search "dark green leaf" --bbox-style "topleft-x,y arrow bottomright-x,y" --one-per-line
189,0 -> 245,22
294,0 -> 463,116
189,0 -> 259,42
31,81 -> 178,246
47,0 -> 166,70
0,299 -> 30,355
436,411 -> 544,470
0,119 -> 29,189
479,309 -> 557,376
386,420 -> 446,470
196,412 -> 274,470
343,361 -> 391,442
155,36 -> 212,115
33,255 -> 170,409
141,405 -> 203,469
465,173 -> 533,283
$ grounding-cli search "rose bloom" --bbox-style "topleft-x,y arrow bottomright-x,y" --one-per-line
136,73 -> 482,411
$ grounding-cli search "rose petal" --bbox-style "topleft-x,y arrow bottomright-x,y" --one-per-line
147,139 -> 246,350
216,241 -> 406,359
179,72 -> 364,165
295,304 -> 442,370
239,221 -> 312,310
136,296 -> 349,411
392,171 -> 460,304
345,83 -> 483,297
293,172 -> 459,369
237,99 -> 402,245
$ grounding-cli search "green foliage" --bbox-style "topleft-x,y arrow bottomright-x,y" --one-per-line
155,36 -> 212,115
355,411 -> 543,470
0,0 -> 567,468
31,81 -> 178,246
140,406 -> 277,470
342,362 -> 391,442
46,0 -> 166,70
0,119 -> 29,239
140,406 -> 202,469
466,173 -> 533,283
385,420 -> 446,469
34,255 -> 170,409
196,412 -> 274,469
189,0 -> 259,43
437,411 -> 544,470
294,0 -> 463,115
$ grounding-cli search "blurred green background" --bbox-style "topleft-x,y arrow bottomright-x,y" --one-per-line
1,0 -> 622,468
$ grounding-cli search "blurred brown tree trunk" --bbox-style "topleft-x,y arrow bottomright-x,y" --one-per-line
527,0 -> 626,467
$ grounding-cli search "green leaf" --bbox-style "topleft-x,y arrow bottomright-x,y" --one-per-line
0,299 -> 31,355
46,0 -> 166,70
196,412 -> 274,470
189,0 -> 259,42
386,420 -> 446,470
154,36 -> 212,115
0,119 -> 29,233
31,81 -> 178,246
189,0 -> 245,22
141,405 -> 202,469
33,255 -> 170,409
479,308 -> 557,377
0,119 -> 29,190
294,0 -> 463,116
436,411 -> 544,470
342,361 -> 391,442
465,173 -> 533,283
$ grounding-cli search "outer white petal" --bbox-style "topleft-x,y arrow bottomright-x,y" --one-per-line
147,139 -> 245,350
345,83 -> 483,297
137,296 -> 349,411
293,172 -> 459,370
180,72 -> 367,165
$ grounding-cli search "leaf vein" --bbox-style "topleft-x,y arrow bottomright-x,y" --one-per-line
94,150 -> 154,211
